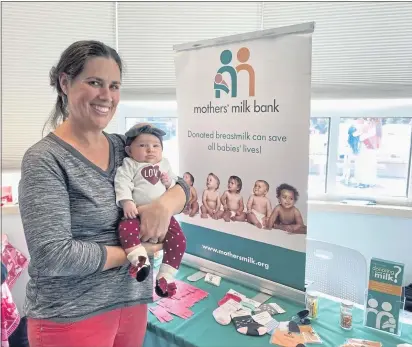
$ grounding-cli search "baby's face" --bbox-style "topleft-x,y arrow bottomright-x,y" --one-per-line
128,134 -> 162,164
183,173 -> 193,186
227,178 -> 238,193
253,181 -> 267,196
206,175 -> 218,190
279,189 -> 295,209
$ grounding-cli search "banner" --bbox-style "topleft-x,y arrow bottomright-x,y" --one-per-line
174,23 -> 314,291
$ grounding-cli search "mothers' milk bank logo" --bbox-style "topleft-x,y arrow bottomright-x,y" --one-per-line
214,47 -> 255,98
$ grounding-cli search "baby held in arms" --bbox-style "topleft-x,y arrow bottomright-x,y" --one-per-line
266,183 -> 307,234
200,173 -> 221,219
114,123 -> 186,298
218,176 -> 246,222
246,180 -> 272,228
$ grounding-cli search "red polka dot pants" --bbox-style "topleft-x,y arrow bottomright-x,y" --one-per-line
118,216 -> 186,270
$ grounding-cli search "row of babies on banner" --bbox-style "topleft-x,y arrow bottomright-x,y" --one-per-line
181,171 -> 307,234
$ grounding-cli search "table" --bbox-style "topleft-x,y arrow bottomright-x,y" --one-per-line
144,264 -> 412,347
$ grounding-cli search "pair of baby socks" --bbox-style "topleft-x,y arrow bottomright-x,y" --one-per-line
127,245 -> 151,282
155,263 -> 178,298
213,293 -> 267,336
232,315 -> 267,336
212,298 -> 242,325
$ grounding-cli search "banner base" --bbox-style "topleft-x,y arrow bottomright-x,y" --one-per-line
182,253 -> 306,305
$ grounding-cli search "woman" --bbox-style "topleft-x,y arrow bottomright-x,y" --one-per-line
354,118 -> 381,188
18,40 -> 189,347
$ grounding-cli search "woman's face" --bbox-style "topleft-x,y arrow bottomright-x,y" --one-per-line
61,57 -> 121,131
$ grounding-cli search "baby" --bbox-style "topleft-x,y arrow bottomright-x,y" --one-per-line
182,172 -> 199,217
200,173 -> 221,219
246,180 -> 272,228
266,183 -> 307,234
114,123 -> 186,298
218,176 -> 246,222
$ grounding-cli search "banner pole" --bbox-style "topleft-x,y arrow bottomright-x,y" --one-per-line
173,21 -> 315,52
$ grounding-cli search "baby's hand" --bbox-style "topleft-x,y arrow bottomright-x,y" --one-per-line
123,200 -> 139,219
160,172 -> 171,188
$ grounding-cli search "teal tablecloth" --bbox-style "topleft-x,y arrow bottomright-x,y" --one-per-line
144,264 -> 412,347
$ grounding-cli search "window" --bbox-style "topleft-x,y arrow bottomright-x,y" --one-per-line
309,118 -> 330,194
117,99 -> 412,205
336,117 -> 411,197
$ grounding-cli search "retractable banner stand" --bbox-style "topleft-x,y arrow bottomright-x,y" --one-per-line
174,23 -> 314,291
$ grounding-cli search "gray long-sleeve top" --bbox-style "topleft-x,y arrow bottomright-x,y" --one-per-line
18,132 -> 190,322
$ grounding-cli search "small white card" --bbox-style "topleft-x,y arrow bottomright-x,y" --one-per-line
204,273 -> 221,286
269,302 -> 286,314
252,311 -> 273,325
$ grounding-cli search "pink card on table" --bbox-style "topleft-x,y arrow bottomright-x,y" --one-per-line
181,291 -> 208,307
152,278 -> 209,319
157,298 -> 174,309
149,305 -> 174,323
165,304 -> 194,319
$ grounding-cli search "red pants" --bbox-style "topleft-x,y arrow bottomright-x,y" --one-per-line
118,216 -> 186,270
27,304 -> 147,347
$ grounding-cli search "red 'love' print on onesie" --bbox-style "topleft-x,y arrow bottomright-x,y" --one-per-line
141,165 -> 161,185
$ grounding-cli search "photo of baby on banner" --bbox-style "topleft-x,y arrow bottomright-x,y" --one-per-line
183,172 -> 306,235
178,168 -> 308,258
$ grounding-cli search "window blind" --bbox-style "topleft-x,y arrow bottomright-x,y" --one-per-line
2,2 -> 117,169
117,1 -> 262,94
262,2 -> 412,98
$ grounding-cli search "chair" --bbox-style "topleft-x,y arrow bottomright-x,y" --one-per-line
305,238 -> 368,305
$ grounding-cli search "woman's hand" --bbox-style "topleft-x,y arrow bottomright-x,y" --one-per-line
138,200 -> 173,242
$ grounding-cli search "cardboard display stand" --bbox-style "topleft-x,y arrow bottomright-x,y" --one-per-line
364,257 -> 405,336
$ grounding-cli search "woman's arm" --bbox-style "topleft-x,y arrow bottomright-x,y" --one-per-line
19,150 -> 111,277
103,243 -> 164,271
159,176 -> 190,215
138,177 -> 190,242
